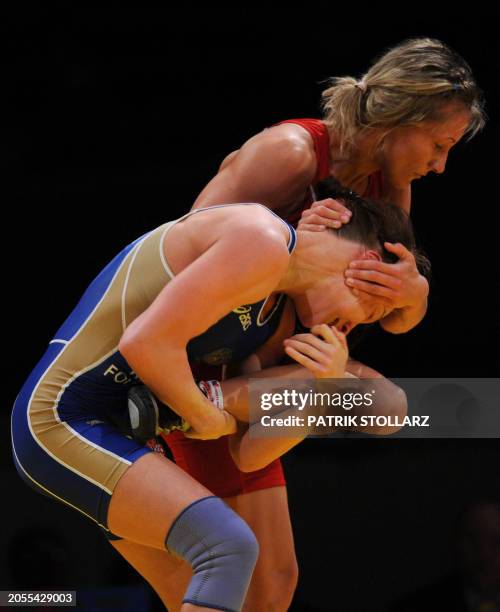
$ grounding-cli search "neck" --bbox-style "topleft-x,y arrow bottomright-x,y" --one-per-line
276,231 -> 342,295
327,127 -> 383,188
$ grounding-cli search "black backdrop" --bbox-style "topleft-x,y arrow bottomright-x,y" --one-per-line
4,8 -> 499,611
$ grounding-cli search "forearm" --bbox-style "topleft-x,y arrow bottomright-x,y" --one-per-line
121,340 -> 222,435
225,358 -> 407,470
224,359 -> 400,421
222,363 -> 307,422
229,424 -> 304,473
226,362 -> 313,472
344,363 -> 408,435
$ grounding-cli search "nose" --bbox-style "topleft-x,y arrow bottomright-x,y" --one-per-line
344,322 -> 354,334
338,321 -> 354,335
429,151 -> 449,175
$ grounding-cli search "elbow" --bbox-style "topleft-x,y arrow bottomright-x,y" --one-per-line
118,330 -> 142,364
235,457 -> 268,473
229,442 -> 268,473
118,332 -> 133,359
118,321 -> 157,370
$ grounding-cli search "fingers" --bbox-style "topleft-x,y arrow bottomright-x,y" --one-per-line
350,289 -> 394,314
283,344 -> 324,372
348,248 -> 418,281
289,325 -> 345,349
348,259 -> 398,274
345,268 -> 402,290
283,335 -> 332,366
383,242 -> 414,261
310,323 -> 345,349
184,411 -> 236,440
300,199 -> 352,230
284,325 -> 348,362
328,325 -> 348,351
298,222 -> 327,232
346,278 -> 398,299
313,198 -> 352,218
300,209 -> 342,229
284,324 -> 348,377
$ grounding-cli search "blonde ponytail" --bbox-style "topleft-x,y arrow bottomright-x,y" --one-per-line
321,38 -> 486,153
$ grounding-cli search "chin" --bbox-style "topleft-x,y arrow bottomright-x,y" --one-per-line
296,309 -> 319,329
386,170 -> 411,189
393,177 -> 412,189
297,314 -> 313,328
299,312 -> 333,329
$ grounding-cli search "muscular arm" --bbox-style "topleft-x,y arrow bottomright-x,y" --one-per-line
192,126 -> 316,213
194,128 -> 426,335
225,359 -> 407,472
385,185 -> 430,331
119,219 -> 290,438
222,331 -> 406,471
380,184 -> 430,330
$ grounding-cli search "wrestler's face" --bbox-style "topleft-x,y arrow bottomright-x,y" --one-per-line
292,242 -> 392,332
293,277 -> 390,333
375,104 -> 470,189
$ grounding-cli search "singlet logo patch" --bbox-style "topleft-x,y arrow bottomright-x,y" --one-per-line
233,305 -> 252,331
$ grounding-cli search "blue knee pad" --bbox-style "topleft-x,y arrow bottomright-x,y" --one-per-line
165,496 -> 259,612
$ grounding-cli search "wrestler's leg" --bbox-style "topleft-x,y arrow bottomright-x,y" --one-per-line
225,486 -> 298,612
108,452 -> 259,612
109,485 -> 297,612
109,539 -> 191,611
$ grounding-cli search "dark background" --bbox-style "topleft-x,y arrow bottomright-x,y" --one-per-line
4,7 -> 499,611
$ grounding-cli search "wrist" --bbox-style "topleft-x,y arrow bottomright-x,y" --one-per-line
400,275 -> 429,310
190,406 -> 226,436
189,380 -> 226,434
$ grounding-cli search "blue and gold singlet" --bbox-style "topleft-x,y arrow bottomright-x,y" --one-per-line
11,204 -> 296,534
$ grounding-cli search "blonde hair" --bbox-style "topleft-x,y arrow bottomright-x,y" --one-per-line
321,38 -> 486,153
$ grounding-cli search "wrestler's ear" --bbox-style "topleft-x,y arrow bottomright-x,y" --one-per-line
359,249 -> 382,262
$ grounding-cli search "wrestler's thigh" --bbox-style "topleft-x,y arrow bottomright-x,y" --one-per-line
225,486 -> 298,579
110,486 -> 297,612
107,452 -> 214,550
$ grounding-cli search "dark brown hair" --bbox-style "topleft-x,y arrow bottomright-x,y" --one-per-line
315,177 -> 431,278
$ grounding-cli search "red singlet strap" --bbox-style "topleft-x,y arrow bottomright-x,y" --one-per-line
274,118 -> 330,184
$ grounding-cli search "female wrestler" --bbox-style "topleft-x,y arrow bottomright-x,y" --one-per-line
159,37 -> 486,610
195,38 -> 484,329
12,185 -> 422,611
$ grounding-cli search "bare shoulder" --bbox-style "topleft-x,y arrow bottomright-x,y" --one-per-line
165,204 -> 290,280
213,205 -> 292,295
187,204 -> 291,264
231,123 -> 317,183
253,122 -> 315,150
193,122 -> 318,211
222,204 -> 292,248
248,123 -> 316,161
